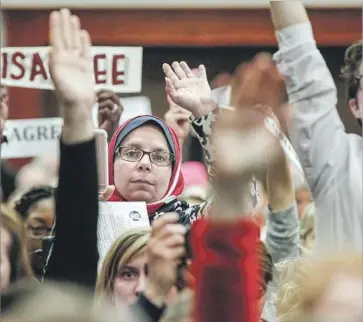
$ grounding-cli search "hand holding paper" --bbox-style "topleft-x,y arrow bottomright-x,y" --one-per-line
163,61 -> 216,118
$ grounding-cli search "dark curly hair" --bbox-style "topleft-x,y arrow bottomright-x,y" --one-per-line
14,186 -> 55,220
341,40 -> 362,100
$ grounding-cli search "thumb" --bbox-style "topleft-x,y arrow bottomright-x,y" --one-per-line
99,185 -> 115,201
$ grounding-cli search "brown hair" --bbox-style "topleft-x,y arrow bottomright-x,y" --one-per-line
341,40 -> 362,100
1,204 -> 34,284
95,228 -> 150,303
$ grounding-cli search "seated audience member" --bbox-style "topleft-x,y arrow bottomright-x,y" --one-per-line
2,282 -> 137,322
0,204 -> 34,295
14,186 -> 55,277
97,214 -> 187,320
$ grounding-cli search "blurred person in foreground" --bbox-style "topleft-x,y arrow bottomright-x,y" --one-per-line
2,282 -> 136,322
0,204 -> 34,296
269,0 -> 362,252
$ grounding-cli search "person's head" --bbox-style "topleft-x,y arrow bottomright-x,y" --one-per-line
0,204 -> 34,294
14,186 -> 55,275
298,253 -> 362,321
341,40 -> 362,126
2,282 -> 136,322
96,228 -> 151,307
274,258 -> 312,322
108,116 -> 184,207
300,203 -> 315,255
295,184 -> 313,219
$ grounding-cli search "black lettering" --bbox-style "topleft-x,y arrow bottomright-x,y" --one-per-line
50,124 -> 62,140
7,128 -> 22,142
37,126 -> 49,140
23,127 -> 36,141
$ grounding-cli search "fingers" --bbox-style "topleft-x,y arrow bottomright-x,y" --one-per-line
151,212 -> 180,234
172,61 -> 187,79
70,15 -> 81,51
60,8 -> 72,50
80,30 -> 91,59
198,64 -> 207,80
99,185 -> 115,201
163,64 -> 179,84
180,61 -> 194,78
49,11 -> 62,51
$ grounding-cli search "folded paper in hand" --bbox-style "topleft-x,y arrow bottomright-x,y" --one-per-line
97,201 -> 150,271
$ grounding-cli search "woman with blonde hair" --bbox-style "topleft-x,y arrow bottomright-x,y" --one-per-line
96,228 -> 151,306
0,204 -> 34,294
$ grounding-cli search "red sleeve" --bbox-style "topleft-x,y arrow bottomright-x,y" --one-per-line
192,218 -> 260,322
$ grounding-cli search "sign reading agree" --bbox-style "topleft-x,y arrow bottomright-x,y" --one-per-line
1,46 -> 143,93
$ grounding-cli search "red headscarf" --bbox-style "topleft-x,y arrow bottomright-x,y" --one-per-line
108,115 -> 184,215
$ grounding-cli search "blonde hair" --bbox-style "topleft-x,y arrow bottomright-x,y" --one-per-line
275,253 -> 362,322
95,228 -> 150,303
0,204 -> 34,283
274,258 -> 311,322
299,253 -> 362,316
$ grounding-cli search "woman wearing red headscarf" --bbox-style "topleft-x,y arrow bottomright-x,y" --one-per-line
107,76 -> 217,225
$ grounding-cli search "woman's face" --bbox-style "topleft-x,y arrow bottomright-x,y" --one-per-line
0,225 -> 12,293
112,252 -> 147,306
25,198 -> 55,254
113,125 -> 173,203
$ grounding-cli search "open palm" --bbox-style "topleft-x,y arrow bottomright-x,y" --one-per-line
162,61 -> 214,118
49,9 -> 94,107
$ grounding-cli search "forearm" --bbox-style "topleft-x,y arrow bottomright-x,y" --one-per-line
269,0 -> 309,31
265,202 -> 300,264
61,103 -> 94,144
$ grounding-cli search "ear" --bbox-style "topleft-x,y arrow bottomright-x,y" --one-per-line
348,98 -> 362,119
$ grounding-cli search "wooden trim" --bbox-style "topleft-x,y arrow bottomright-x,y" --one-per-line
5,9 -> 362,47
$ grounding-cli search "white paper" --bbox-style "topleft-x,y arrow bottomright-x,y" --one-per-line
1,117 -> 63,159
97,201 -> 150,271
1,46 -> 143,93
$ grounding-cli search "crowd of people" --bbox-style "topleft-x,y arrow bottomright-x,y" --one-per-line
0,1 -> 362,321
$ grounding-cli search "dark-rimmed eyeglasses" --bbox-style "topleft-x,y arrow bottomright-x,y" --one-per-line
116,146 -> 174,167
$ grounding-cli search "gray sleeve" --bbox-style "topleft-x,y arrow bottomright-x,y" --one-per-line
273,22 -> 350,200
265,203 -> 300,264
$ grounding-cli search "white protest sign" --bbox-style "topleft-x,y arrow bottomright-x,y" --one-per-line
97,201 -> 150,271
1,118 -> 63,159
1,46 -> 143,93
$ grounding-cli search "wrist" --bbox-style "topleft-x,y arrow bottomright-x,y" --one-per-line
143,281 -> 168,308
193,100 -> 218,119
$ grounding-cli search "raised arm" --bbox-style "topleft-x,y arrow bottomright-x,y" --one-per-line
43,9 -> 99,288
269,0 -> 352,198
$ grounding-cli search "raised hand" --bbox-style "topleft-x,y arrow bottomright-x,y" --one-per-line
162,61 -> 216,118
164,97 -> 191,147
214,53 -> 285,182
97,90 -> 123,140
49,9 -> 94,108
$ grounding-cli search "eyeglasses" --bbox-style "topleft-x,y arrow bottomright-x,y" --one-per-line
116,146 -> 174,167
25,224 -> 52,239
